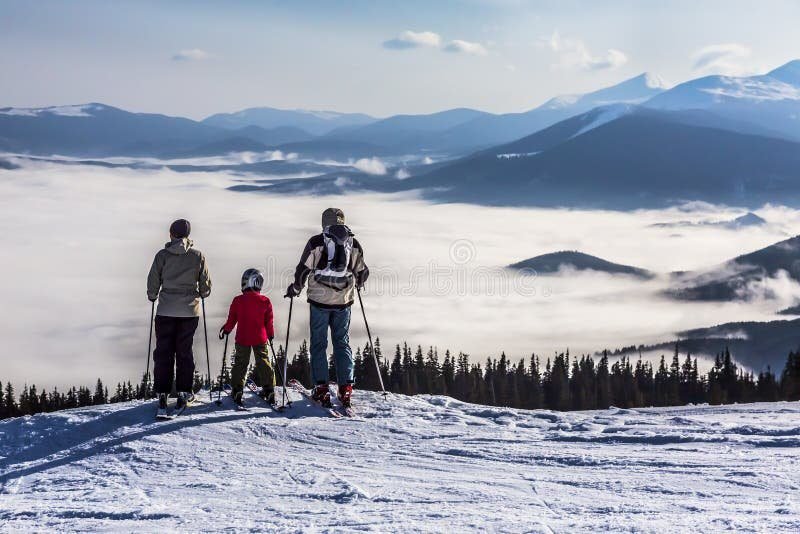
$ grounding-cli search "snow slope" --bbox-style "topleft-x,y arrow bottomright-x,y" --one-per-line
1,391 -> 799,532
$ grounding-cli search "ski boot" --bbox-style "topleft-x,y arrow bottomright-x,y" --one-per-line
175,391 -> 194,411
232,390 -> 246,409
312,383 -> 333,408
156,393 -> 169,419
260,387 -> 276,405
338,384 -> 353,408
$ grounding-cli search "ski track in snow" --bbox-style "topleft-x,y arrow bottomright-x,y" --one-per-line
0,393 -> 798,532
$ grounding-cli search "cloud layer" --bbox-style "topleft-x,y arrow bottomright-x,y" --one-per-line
2,159 -> 799,389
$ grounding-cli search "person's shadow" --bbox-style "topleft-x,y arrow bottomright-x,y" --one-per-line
0,393 -> 325,486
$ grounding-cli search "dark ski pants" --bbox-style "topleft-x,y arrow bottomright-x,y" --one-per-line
230,343 -> 275,394
309,304 -> 354,385
153,315 -> 199,394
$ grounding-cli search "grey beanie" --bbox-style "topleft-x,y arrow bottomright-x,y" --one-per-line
169,219 -> 191,238
321,208 -> 345,228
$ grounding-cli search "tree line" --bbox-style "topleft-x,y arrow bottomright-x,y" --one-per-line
2,341 -> 800,420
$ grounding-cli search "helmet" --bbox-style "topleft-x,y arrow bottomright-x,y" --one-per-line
241,268 -> 264,292
321,207 -> 345,229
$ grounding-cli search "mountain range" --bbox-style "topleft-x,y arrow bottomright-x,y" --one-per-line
4,60 -> 800,209
398,106 -> 800,208
644,60 -> 800,142
507,234 -> 800,308
669,235 -> 800,301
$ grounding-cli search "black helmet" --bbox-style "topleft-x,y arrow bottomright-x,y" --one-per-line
241,268 -> 264,292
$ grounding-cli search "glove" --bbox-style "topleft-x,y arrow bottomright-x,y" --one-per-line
355,271 -> 368,290
218,327 -> 229,340
284,283 -> 301,298
269,336 -> 275,343
148,296 -> 157,303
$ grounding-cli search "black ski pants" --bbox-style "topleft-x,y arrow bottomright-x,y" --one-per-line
153,315 -> 199,394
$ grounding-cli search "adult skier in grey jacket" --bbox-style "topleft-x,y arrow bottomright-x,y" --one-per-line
147,219 -> 211,414
285,208 -> 368,408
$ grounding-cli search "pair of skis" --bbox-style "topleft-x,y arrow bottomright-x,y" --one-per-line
287,379 -> 357,418
244,379 -> 285,412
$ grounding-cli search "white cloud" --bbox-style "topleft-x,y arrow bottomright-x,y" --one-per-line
443,40 -> 488,56
171,48 -> 211,61
542,31 -> 628,71
383,30 -> 442,50
395,168 -> 410,179
352,157 -> 387,175
691,43 -> 753,76
383,31 -> 488,59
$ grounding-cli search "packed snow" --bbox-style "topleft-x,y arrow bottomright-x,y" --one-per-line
1,391 -> 798,531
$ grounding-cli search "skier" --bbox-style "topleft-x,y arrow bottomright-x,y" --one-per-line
147,219 -> 212,417
285,208 -> 369,408
219,268 -> 276,408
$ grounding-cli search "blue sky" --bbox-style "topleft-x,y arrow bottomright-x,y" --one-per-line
1,0 -> 799,118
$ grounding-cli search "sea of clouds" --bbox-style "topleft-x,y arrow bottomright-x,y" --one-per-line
2,158 -> 800,389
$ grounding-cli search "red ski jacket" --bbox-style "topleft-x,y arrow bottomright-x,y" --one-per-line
222,291 -> 275,346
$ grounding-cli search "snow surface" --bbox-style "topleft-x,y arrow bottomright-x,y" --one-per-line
703,76 -> 800,102
572,105 -> 633,137
1,392 -> 799,532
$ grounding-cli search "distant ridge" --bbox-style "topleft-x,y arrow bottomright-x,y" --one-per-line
508,251 -> 654,279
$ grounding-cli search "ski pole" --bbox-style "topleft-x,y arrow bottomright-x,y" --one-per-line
201,297 -> 212,402
281,296 -> 294,407
356,287 -> 387,399
268,338 -> 290,407
145,300 -> 155,398
216,333 -> 229,405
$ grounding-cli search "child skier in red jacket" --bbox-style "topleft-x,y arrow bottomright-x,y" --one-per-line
219,268 -> 276,407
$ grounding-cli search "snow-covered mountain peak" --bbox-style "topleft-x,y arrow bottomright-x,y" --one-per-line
541,94 -> 580,109
768,59 -> 800,84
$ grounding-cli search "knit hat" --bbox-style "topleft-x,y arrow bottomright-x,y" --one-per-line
169,219 -> 191,238
321,208 -> 345,228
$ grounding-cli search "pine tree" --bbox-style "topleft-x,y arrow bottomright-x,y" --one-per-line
596,352 -> 611,409
389,344 -> 404,393
39,389 -> 48,413
441,350 -> 455,395
528,355 -> 543,409
4,382 -> 16,417
28,385 -> 41,414
781,351 -> 800,401
66,387 -> 78,408
93,379 -> 107,405
424,347 -> 440,394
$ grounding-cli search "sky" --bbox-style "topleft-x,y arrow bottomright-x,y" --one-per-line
1,0 -> 800,119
